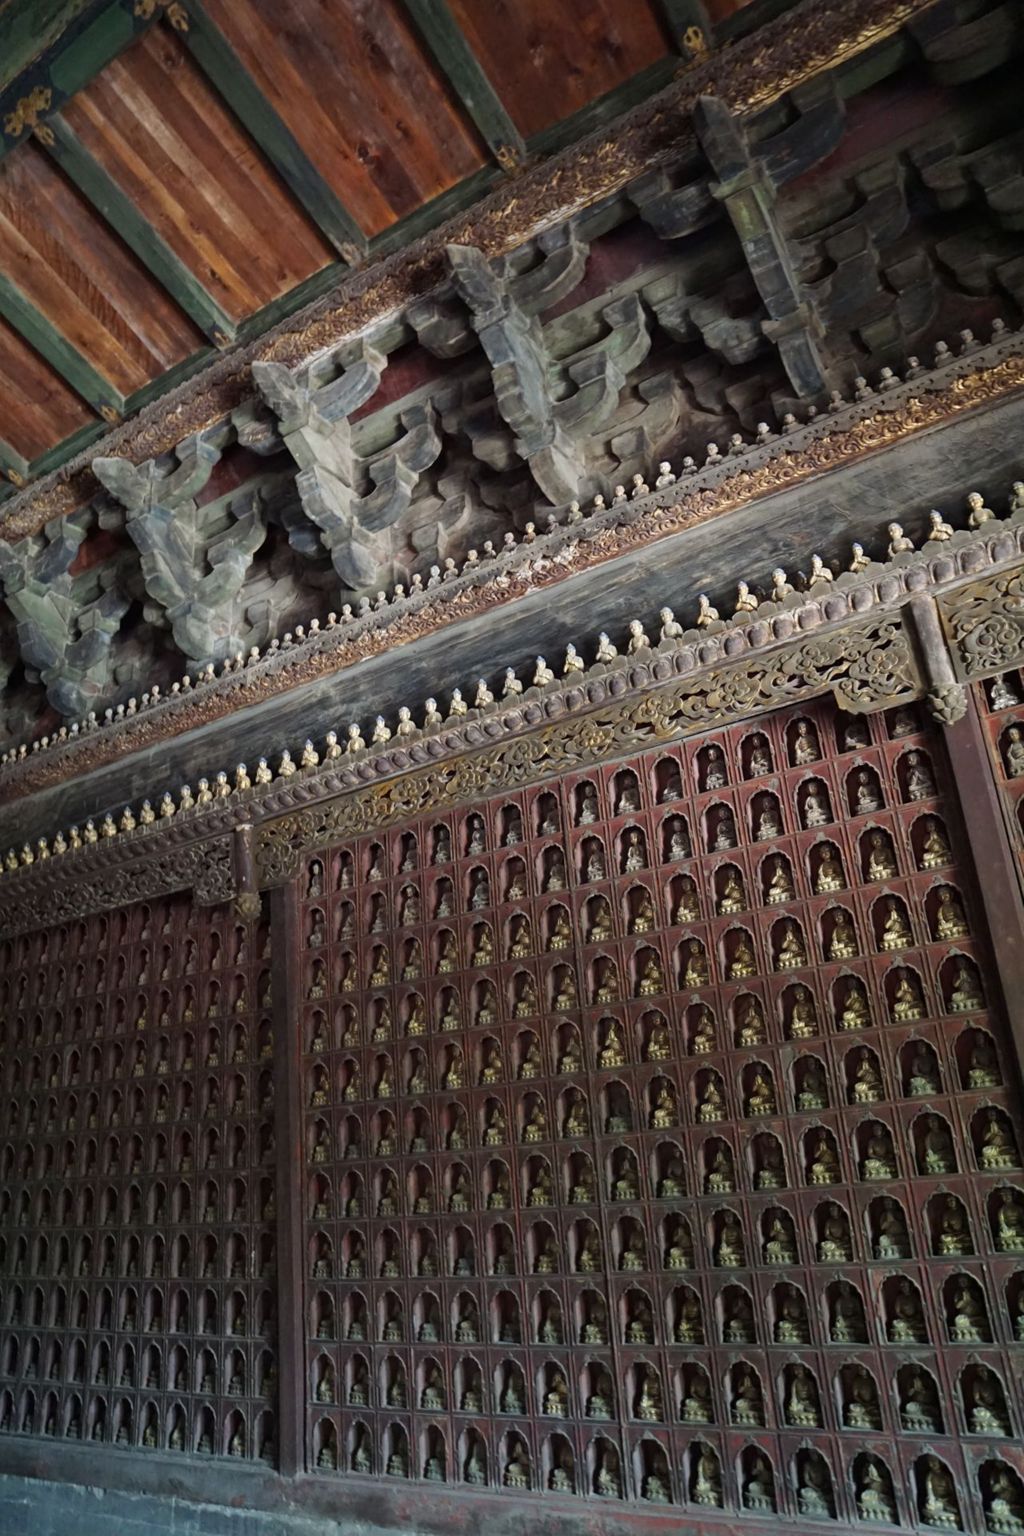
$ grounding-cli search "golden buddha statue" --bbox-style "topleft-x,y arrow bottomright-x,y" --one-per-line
745,1071 -> 777,1117
791,719 -> 820,764
850,1049 -> 883,1103
706,1147 -> 734,1193
547,908 -> 572,951
978,1110 -> 1020,1170
682,940 -> 709,987
737,997 -> 766,1046
775,920 -> 807,970
866,831 -> 897,881
934,888 -> 968,940
650,1083 -> 678,1129
690,1006 -> 716,1053
839,980 -> 870,1030
995,1190 -> 1024,1252
518,1039 -> 543,1080
728,933 -> 757,980
675,1295 -> 704,1344
879,897 -> 912,950
656,1154 -> 684,1197
828,910 -> 859,960
920,817 -> 952,869
513,974 -> 539,1017
950,961 -> 984,1012
479,1044 -> 503,1084
630,890 -> 656,933
523,1103 -> 547,1143
891,972 -> 924,1021
672,878 -> 699,923
563,1094 -> 590,1138
936,1195 -> 973,1255
553,968 -> 578,1010
715,1213 -> 746,1267
765,856 -> 794,904
808,1132 -> 840,1185
587,898 -> 612,943
967,1036 -> 1001,1088
506,917 -> 530,959
644,1018 -> 671,1061
789,985 -> 818,1038
815,846 -> 845,892
443,1052 -> 464,1090
861,1127 -> 897,1180
697,1076 -> 725,1123
557,1034 -> 582,1074
637,951 -> 665,997
483,1104 -> 507,1144
817,1203 -> 851,1261
718,869 -> 746,914
598,1019 -> 625,1070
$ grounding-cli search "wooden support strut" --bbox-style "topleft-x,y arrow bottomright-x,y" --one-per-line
269,879 -> 306,1477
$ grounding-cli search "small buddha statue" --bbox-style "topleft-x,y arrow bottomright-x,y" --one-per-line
712,807 -> 737,850
920,816 -> 952,869
798,1460 -> 834,1520
580,1298 -> 607,1342
756,1139 -> 787,1189
775,1291 -> 808,1343
697,1076 -> 725,1123
792,719 -> 820,764
851,1048 -> 884,1104
737,996 -> 766,1046
676,1293 -> 703,1343
979,1110 -> 1020,1169
857,1462 -> 897,1524
636,951 -> 665,997
611,1156 -> 639,1202
542,1370 -> 569,1418
846,1368 -> 882,1430
715,1212 -> 746,1267
765,856 -> 794,904
786,1365 -> 821,1427
775,920 -> 807,970
796,1059 -> 829,1113
672,877 -> 699,923
778,992 -> 815,1048
853,768 -> 883,814
680,1374 -> 712,1423
968,1368 -> 1010,1436
665,1223 -> 694,1270
586,1374 -> 614,1420
802,782 -> 831,827
650,1083 -> 678,1130
875,1197 -> 911,1260
703,745 -> 728,789
892,972 -> 925,1021
622,829 -> 648,873
705,1147 -> 735,1193
831,1282 -> 867,1342
503,1447 -> 530,1489
936,1195 -> 973,1255
817,1203 -> 852,1261
514,973 -> 539,1017
866,831 -> 897,881
548,1455 -> 574,1494
764,1215 -> 797,1265
901,1371 -> 941,1433
889,1277 -> 927,1341
921,1456 -> 964,1529
683,939 -> 709,987
904,749 -> 936,800
901,1046 -> 938,1097
667,816 -> 691,859
755,799 -> 782,840
718,868 -> 746,914
745,1071 -> 777,1117
970,1032 -> 1000,1093
862,1127 -> 897,1181
522,1102 -> 547,1143
878,896 -> 912,951
563,1093 -> 590,1138
950,961 -> 984,1013
920,1114 -> 956,1174
815,845 -> 845,892
743,1456 -> 776,1514
949,1283 -> 989,1343
995,1189 -> 1024,1252
620,1230 -> 646,1271
809,1132 -> 841,1187
594,1450 -> 620,1496
728,933 -> 757,980
732,1371 -> 764,1426
636,1369 -> 664,1422
984,1467 -> 1024,1536
829,909 -> 859,960
484,1104 -> 507,1145
644,1017 -> 671,1061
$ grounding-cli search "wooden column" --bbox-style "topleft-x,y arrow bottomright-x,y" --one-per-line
942,690 -> 1024,1079
270,879 -> 306,1477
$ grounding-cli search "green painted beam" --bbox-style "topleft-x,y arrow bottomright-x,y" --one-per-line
181,0 -> 368,265
0,434 -> 31,488
40,113 -> 237,347
0,0 -> 98,92
0,0 -> 157,162
399,0 -> 527,171
654,0 -> 713,57
0,270 -> 124,421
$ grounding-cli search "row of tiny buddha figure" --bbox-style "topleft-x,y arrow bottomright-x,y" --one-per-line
312,1411 -> 1024,1532
0,1227 -> 273,1285
309,1343 -> 1023,1441
303,818 -> 956,958
309,1263 -> 1024,1352
305,1035 -> 1007,1146
0,971 -> 268,1039
0,1390 -> 275,1462
305,1113 -> 1020,1228
308,1188 -> 1024,1297
0,1334 -> 277,1401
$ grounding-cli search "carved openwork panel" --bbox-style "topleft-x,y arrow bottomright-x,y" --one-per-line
297,694 -> 1024,1526
0,895 -> 278,1463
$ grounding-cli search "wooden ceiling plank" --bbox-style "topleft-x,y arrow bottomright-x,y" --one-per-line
180,1 -> 367,266
0,266 -> 123,421
398,0 -> 526,171
40,113 -> 237,349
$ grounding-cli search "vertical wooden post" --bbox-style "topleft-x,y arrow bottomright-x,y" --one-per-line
270,879 -> 305,1477
941,691 -> 1024,1079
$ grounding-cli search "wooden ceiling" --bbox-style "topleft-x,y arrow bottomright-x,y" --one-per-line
0,0 -> 765,494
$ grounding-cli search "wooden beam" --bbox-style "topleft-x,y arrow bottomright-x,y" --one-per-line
0,271 -> 123,421
400,0 -> 527,171
654,0 -> 713,58
0,0 -> 158,163
179,0 -> 368,266
39,113 -> 236,348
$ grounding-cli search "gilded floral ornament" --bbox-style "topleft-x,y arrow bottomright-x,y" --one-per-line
4,85 -> 51,139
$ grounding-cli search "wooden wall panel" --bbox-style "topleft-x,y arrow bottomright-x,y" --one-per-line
199,0 -> 487,237
0,142 -> 203,397
62,29 -> 334,324
0,316 -> 94,463
448,0 -> 669,139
